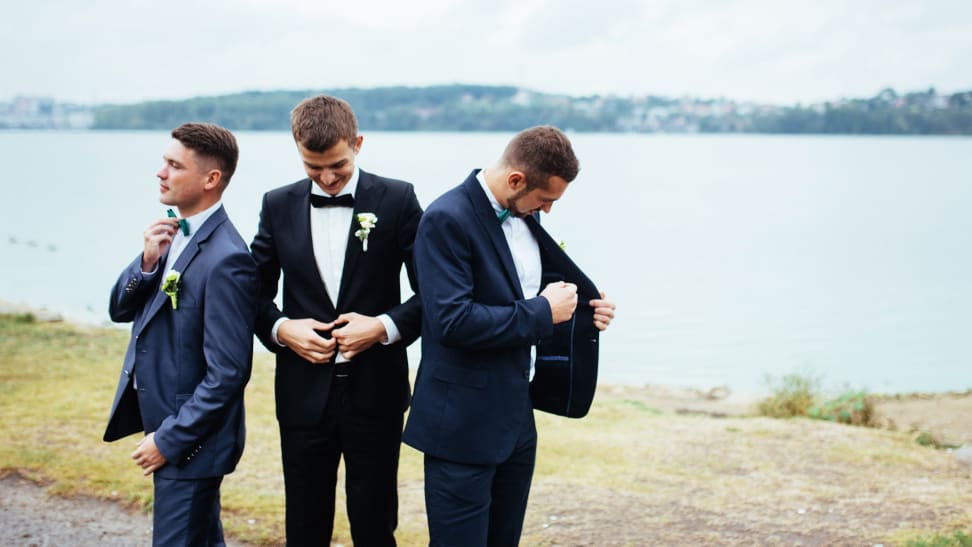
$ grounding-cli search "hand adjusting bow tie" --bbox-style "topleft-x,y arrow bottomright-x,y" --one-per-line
166,209 -> 190,235
310,194 -> 355,208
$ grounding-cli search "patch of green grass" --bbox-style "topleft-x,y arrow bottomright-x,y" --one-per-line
905,531 -> 972,546
914,430 -> 963,450
619,399 -> 664,414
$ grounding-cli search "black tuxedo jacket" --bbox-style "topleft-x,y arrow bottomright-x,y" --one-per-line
250,170 -> 422,425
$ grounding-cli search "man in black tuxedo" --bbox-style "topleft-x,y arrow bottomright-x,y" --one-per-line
403,126 -> 615,546
250,95 -> 422,546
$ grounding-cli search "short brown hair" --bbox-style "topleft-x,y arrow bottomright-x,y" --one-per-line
291,95 -> 358,152
171,122 -> 239,184
501,126 -> 580,189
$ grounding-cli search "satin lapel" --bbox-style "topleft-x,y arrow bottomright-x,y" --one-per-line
135,206 -> 228,335
523,214 -> 600,300
462,173 -> 524,300
336,171 -> 386,308
290,180 -> 337,315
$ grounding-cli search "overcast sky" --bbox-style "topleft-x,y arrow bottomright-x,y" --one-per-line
3,0 -> 970,105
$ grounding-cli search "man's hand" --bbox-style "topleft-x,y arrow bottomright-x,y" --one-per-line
132,432 -> 167,476
278,318 -> 337,364
590,290 -> 616,331
540,281 -> 578,324
332,312 -> 387,359
141,218 -> 180,271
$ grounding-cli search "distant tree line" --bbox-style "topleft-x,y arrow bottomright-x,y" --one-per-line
90,85 -> 972,135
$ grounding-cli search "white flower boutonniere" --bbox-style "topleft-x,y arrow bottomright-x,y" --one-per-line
354,212 -> 378,252
161,270 -> 181,310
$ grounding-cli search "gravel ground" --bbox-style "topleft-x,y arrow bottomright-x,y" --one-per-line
0,474 -> 152,546
0,474 -> 255,547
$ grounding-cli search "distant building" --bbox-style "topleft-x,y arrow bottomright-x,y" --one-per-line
0,96 -> 94,129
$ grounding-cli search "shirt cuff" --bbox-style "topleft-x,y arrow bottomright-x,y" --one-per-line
271,317 -> 290,347
378,314 -> 401,345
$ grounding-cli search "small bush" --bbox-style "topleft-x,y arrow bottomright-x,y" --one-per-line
808,390 -> 876,426
914,430 -> 962,450
1,312 -> 36,324
757,373 -> 820,418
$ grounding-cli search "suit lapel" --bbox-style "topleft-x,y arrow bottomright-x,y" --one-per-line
290,180 -> 337,315
462,172 -> 524,300
523,214 -> 600,300
336,170 -> 386,308
136,206 -> 228,335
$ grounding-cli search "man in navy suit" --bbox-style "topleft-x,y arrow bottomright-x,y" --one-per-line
104,123 -> 258,546
403,126 -> 616,546
250,95 -> 422,546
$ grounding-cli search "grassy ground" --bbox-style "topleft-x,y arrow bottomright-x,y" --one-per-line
1,314 -> 970,545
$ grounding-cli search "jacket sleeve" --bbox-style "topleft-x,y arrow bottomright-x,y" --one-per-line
382,183 -> 423,346
415,207 -> 553,350
108,254 -> 160,323
249,192 -> 285,352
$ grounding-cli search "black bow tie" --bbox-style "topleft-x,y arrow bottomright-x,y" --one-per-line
310,193 -> 355,208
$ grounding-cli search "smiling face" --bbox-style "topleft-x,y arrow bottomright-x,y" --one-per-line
297,136 -> 363,196
155,139 -> 217,217
506,174 -> 570,217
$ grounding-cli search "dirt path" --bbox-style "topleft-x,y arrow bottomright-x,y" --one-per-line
0,474 -> 152,546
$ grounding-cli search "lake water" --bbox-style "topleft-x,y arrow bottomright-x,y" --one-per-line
1,130 -> 970,394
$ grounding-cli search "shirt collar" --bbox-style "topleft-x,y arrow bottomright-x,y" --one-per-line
310,166 -> 360,198
181,200 -> 222,237
475,168 -> 506,217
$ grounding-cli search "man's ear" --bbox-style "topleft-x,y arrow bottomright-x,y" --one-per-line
507,170 -> 527,190
204,170 -> 223,190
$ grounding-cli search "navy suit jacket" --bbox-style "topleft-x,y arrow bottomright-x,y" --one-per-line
403,171 -> 600,465
249,170 -> 422,424
104,206 -> 258,480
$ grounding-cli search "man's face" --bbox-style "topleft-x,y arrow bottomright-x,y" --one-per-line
297,136 -> 362,195
155,139 -> 212,215
508,175 -> 569,217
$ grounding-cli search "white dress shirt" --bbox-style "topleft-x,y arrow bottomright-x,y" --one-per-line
477,170 -> 542,377
271,167 -> 400,361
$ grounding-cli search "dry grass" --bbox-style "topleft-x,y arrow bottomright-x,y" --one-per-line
2,315 -> 971,546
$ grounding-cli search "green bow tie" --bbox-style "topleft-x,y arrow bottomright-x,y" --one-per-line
167,209 -> 190,235
497,209 -> 511,223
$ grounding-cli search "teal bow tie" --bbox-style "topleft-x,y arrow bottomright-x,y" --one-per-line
497,209 -> 511,223
167,209 -> 190,235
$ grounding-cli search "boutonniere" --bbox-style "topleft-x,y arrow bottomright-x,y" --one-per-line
354,212 -> 378,252
558,240 -> 567,251
161,270 -> 181,309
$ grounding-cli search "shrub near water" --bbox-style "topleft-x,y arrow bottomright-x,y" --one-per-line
757,372 -> 820,418
808,390 -> 876,426
758,373 -> 877,427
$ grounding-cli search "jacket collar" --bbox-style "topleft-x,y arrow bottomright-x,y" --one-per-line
461,170 -> 524,299
136,205 -> 229,333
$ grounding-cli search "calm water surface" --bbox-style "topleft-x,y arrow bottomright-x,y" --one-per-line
1,130 -> 969,394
